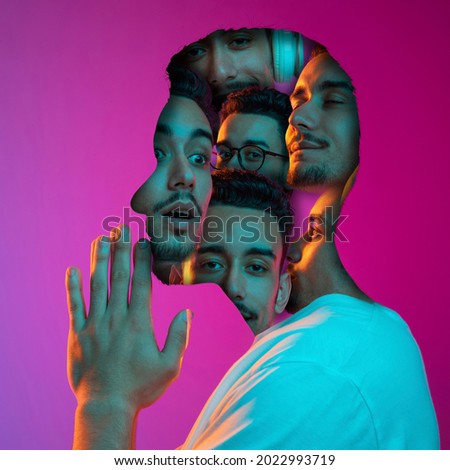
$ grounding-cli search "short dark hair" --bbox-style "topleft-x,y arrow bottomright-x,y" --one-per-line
210,168 -> 294,241
220,87 -> 291,139
166,65 -> 219,135
309,43 -> 328,60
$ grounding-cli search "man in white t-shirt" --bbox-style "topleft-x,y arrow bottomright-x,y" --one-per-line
65,50 -> 439,449
179,49 -> 439,449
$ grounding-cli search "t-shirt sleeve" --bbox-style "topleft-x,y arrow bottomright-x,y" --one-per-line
188,362 -> 378,450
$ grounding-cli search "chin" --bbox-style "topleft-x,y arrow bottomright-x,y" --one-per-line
150,238 -> 195,263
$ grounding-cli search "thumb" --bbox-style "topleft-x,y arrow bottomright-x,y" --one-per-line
162,309 -> 193,371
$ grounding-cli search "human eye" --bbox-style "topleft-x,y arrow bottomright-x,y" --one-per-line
290,87 -> 307,110
248,151 -> 263,161
246,261 -> 269,275
198,259 -> 224,272
217,147 -> 233,161
228,35 -> 252,49
154,148 -> 166,161
243,147 -> 264,161
323,93 -> 347,106
308,215 -> 325,240
290,96 -> 306,111
187,153 -> 210,167
184,43 -> 207,61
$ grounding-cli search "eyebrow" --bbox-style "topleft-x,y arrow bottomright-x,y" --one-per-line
155,124 -> 213,143
319,80 -> 355,93
216,139 -> 269,149
244,247 -> 276,260
197,245 -> 276,260
192,128 -> 213,143
291,80 -> 355,101
197,245 -> 226,255
155,123 -> 172,136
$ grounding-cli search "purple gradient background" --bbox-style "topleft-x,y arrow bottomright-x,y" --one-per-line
1,0 -> 449,449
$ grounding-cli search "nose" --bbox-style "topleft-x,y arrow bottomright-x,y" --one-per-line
287,238 -> 302,263
288,99 -> 318,132
222,266 -> 246,301
131,176 -> 151,215
207,46 -> 238,85
167,156 -> 196,191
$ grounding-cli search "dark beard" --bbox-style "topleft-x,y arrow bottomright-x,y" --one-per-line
150,238 -> 195,263
287,163 -> 328,188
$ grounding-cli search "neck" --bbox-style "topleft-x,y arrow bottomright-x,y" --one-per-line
296,241 -> 372,311
289,175 -> 372,312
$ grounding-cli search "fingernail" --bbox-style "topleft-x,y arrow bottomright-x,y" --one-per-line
138,238 -> 149,249
99,236 -> 110,252
183,309 -> 193,323
111,227 -> 121,242
67,267 -> 75,278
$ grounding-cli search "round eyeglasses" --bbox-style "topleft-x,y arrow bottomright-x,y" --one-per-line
210,144 -> 288,171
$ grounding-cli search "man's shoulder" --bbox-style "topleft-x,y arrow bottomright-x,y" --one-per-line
252,294 -> 420,373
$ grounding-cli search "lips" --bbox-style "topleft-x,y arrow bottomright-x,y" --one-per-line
287,133 -> 328,154
288,136 -> 328,163
234,302 -> 258,322
289,139 -> 326,153
160,201 -> 201,233
161,201 -> 197,221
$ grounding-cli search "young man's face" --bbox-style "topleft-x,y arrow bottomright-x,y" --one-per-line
286,53 -> 360,190
176,29 -> 274,106
216,113 -> 289,187
185,204 -> 291,335
131,95 -> 213,262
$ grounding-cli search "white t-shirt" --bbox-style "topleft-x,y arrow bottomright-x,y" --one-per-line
181,294 -> 439,449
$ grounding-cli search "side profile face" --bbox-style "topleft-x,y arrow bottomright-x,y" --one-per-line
185,204 -> 291,335
286,53 -> 360,190
176,29 -> 274,105
216,113 -> 289,187
285,222 -> 322,314
131,95 -> 213,262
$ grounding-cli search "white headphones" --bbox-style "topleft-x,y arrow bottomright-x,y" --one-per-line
272,30 -> 305,83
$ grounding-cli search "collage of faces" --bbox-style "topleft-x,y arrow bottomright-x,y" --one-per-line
66,28 -> 440,449
131,28 -> 361,332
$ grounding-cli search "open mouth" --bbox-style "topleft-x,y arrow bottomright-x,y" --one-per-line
161,200 -> 198,222
162,208 -> 195,220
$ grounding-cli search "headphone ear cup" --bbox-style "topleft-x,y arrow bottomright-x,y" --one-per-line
296,33 -> 305,76
272,30 -> 298,83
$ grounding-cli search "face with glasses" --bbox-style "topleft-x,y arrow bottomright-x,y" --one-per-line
214,113 -> 290,187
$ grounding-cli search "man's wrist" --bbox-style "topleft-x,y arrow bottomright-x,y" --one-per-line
77,396 -> 137,418
73,397 -> 139,449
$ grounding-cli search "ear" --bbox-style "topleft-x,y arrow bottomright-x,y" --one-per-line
275,271 -> 292,314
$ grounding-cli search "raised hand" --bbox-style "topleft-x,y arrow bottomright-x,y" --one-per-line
65,226 -> 192,449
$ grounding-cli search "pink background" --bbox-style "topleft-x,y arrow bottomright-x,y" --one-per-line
1,0 -> 449,449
